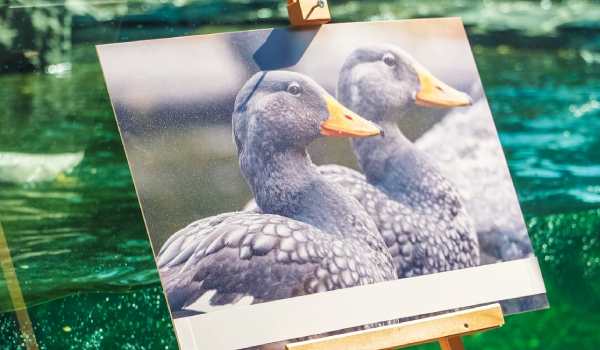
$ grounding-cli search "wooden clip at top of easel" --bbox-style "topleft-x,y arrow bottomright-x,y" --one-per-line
287,303 -> 505,350
287,0 -> 331,27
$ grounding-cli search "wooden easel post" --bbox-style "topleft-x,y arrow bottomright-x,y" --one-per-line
287,0 -> 331,27
0,221 -> 39,350
439,336 -> 465,350
286,304 -> 504,350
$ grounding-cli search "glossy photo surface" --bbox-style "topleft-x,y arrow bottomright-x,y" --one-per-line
96,19 -> 548,349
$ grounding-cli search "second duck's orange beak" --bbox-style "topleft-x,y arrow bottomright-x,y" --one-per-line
320,95 -> 383,138
414,64 -> 472,108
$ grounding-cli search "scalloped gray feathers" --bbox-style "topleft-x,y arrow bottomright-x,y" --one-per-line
242,161 -> 480,279
158,212 -> 393,313
317,165 -> 479,277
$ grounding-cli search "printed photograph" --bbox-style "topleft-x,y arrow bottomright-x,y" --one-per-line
97,18 -> 547,349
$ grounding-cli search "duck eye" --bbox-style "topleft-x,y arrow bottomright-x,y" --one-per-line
287,82 -> 302,96
383,53 -> 396,67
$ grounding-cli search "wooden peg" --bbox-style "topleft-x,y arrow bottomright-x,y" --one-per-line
287,0 -> 331,27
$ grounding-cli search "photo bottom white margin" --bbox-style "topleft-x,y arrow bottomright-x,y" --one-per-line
173,256 -> 546,350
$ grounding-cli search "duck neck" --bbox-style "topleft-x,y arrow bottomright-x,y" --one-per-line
351,119 -> 446,205
240,139 -> 384,245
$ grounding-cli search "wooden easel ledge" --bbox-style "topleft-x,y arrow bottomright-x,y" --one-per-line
286,303 -> 504,350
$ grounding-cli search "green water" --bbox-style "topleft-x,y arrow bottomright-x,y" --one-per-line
1,0 -> 600,349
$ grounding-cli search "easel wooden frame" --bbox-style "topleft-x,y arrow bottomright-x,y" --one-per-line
285,3 -> 506,349
287,0 -> 331,26
286,303 -> 504,350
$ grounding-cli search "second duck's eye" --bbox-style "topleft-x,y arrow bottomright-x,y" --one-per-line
287,82 -> 302,96
382,53 -> 396,67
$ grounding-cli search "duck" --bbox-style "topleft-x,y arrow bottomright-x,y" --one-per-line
320,44 -> 480,277
157,71 -> 396,317
245,45 -> 480,278
325,44 -> 480,277
415,95 -> 532,263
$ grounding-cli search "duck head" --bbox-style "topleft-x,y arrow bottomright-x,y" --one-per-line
233,70 -> 383,153
338,44 -> 472,123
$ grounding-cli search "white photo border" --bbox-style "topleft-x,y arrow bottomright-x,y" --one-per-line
174,257 -> 546,350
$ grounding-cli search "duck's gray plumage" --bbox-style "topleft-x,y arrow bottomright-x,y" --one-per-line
415,97 -> 531,263
159,212 -> 391,312
245,46 -> 480,277
158,71 -> 395,315
319,157 -> 478,277
331,45 -> 479,276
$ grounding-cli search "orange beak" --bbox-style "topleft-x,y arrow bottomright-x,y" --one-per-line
414,64 -> 472,108
320,95 -> 382,138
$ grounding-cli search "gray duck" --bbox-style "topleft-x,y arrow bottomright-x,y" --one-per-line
245,46 -> 480,278
323,44 -> 480,277
158,71 -> 396,316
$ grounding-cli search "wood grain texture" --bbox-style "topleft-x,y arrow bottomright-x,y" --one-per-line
439,336 -> 465,350
286,303 -> 504,350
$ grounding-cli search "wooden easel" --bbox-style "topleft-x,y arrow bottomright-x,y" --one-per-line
287,0 -> 331,27
284,3 -> 506,349
286,304 -> 504,350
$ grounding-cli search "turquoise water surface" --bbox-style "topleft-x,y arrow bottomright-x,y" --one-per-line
1,0 -> 600,349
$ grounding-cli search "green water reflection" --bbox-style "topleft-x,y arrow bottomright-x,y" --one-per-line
1,0 -> 600,349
